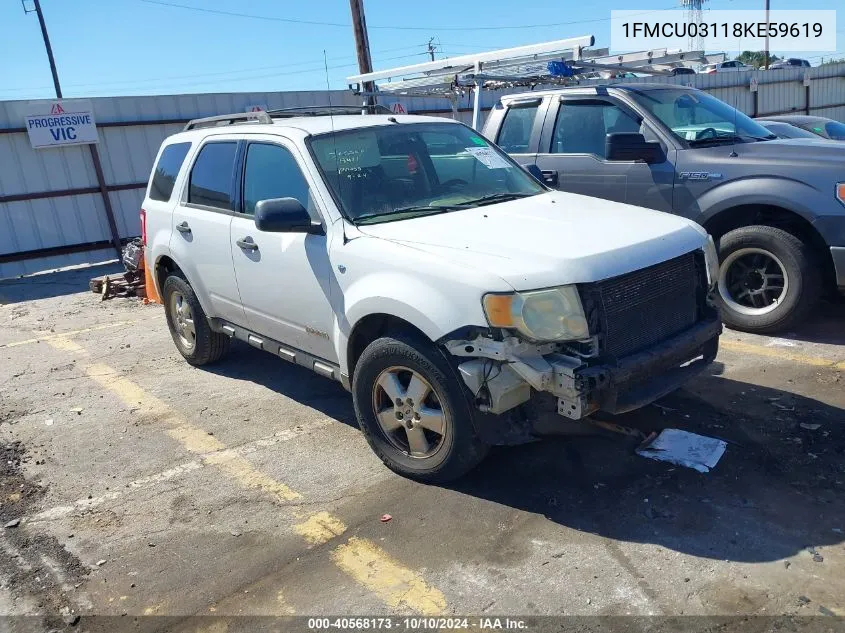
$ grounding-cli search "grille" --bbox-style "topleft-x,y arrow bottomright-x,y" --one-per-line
581,252 -> 703,358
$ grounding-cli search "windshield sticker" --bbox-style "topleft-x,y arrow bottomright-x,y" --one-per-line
465,146 -> 510,169
469,134 -> 487,146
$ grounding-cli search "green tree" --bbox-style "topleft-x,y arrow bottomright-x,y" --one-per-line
820,57 -> 845,66
735,51 -> 781,68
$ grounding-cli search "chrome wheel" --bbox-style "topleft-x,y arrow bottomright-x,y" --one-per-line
719,247 -> 789,316
169,291 -> 196,350
371,366 -> 447,459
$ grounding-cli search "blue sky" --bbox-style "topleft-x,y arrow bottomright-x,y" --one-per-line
0,0 -> 842,100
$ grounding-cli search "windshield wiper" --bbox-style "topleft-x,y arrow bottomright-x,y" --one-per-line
353,205 -> 463,225
453,192 -> 536,208
687,135 -> 747,147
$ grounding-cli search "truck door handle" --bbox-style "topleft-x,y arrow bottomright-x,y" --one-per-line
541,170 -> 559,186
236,237 -> 259,251
175,221 -> 191,233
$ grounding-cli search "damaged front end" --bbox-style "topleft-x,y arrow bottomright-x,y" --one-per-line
443,249 -> 722,443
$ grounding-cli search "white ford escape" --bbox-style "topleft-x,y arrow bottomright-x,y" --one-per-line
142,108 -> 722,482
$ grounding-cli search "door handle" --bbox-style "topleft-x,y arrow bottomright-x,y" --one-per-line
175,221 -> 191,233
541,170 -> 559,186
236,237 -> 259,251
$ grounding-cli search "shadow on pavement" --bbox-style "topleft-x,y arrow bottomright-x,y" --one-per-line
444,367 -> 845,564
732,298 -> 845,346
201,341 -> 358,429
0,262 -> 122,304
204,340 -> 845,564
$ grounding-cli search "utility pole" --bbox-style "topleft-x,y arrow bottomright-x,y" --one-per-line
763,0 -> 771,69
427,38 -> 437,61
348,0 -> 375,109
25,0 -> 62,97
24,0 -> 123,257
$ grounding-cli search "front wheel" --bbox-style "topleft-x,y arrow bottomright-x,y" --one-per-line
352,334 -> 489,482
716,225 -> 821,334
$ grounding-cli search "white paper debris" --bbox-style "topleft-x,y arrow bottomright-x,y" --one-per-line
636,428 -> 727,473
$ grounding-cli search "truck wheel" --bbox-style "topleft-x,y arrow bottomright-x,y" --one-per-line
162,273 -> 230,366
352,333 -> 489,482
716,225 -> 821,334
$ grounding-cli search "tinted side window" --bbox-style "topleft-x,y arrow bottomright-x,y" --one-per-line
551,101 -> 641,158
243,143 -> 313,217
149,142 -> 191,202
188,142 -> 238,210
496,105 -> 539,153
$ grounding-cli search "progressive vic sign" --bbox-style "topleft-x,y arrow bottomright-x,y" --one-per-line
24,100 -> 99,149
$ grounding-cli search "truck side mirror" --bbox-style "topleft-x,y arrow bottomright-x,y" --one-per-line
254,198 -> 324,235
605,133 -> 664,164
524,164 -> 545,183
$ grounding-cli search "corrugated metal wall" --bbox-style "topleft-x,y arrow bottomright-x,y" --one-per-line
1,63 -> 844,279
0,90 -> 360,278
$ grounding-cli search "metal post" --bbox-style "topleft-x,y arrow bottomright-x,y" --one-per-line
32,0 -> 62,98
763,0 -> 771,69
29,0 -> 122,257
349,0 -> 376,110
472,61 -> 482,130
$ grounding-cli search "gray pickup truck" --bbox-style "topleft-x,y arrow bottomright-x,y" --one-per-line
482,84 -> 845,333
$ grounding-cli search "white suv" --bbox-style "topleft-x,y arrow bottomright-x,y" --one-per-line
142,108 -> 722,481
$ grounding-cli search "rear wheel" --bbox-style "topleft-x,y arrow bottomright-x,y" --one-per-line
716,225 -> 821,334
163,274 -> 230,366
352,333 -> 488,482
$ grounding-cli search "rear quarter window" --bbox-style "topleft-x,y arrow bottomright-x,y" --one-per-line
149,142 -> 191,202
188,142 -> 238,210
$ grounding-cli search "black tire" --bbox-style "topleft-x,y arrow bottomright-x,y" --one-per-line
716,225 -> 821,334
352,333 -> 489,482
162,273 -> 230,366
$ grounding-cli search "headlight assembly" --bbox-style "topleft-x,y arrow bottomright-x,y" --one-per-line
482,285 -> 589,342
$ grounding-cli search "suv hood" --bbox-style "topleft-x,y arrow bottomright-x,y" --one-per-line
356,191 -> 706,290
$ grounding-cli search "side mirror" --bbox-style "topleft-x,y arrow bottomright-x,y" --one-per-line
524,164 -> 544,182
605,133 -> 664,164
254,198 -> 323,234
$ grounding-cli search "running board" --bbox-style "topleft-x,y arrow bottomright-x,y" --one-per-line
210,319 -> 344,387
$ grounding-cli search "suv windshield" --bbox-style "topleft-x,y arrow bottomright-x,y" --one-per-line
630,88 -> 775,146
309,122 -> 544,224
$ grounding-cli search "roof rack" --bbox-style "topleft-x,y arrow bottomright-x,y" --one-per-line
265,104 -> 392,117
347,35 -> 712,130
183,111 -> 272,131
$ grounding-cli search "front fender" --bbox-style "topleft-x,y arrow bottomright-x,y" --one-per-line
693,176 -> 828,229
336,271 -> 490,376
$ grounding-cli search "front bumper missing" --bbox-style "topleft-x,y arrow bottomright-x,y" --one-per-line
448,316 -> 722,421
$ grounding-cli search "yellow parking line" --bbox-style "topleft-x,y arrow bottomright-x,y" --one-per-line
0,321 -> 138,349
45,340 -> 446,615
720,339 -> 845,370
295,511 -> 348,545
332,537 -> 447,615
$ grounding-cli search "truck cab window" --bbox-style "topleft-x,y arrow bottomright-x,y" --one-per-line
496,105 -> 538,153
551,101 -> 641,158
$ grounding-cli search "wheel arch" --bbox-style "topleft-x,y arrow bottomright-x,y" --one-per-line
153,254 -> 214,315
345,313 -> 432,381
702,203 -> 835,288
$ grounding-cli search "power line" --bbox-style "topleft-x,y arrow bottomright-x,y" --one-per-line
139,0 -> 678,32
0,47 -> 429,94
